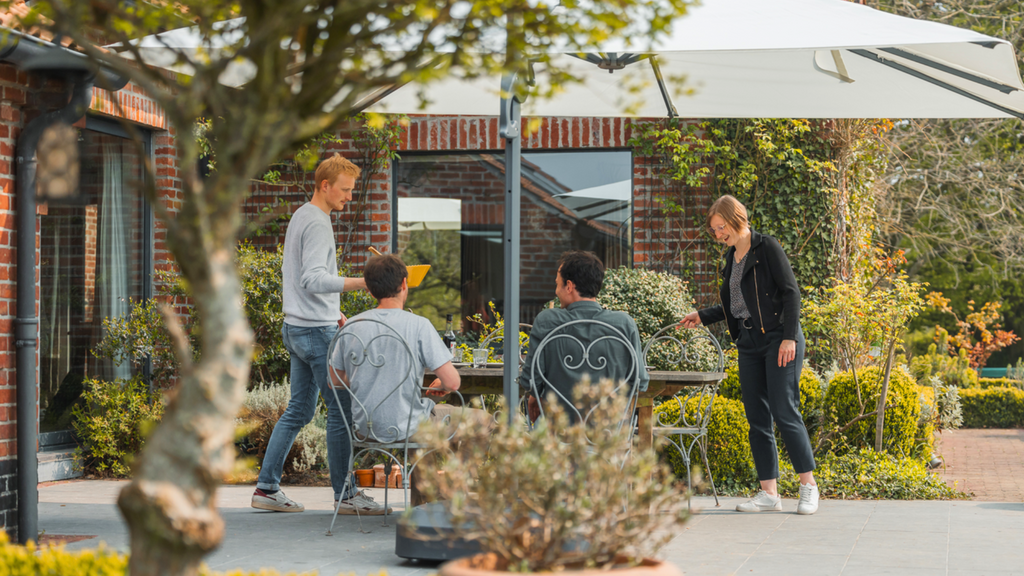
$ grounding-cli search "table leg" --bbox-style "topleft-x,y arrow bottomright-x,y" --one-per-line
410,475 -> 425,507
637,397 -> 654,451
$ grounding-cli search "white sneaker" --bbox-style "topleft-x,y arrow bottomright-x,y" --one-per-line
736,490 -> 782,513
797,483 -> 819,515
251,488 -> 304,512
335,490 -> 392,516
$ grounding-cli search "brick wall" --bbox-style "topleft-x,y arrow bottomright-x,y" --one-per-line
0,65 -> 26,529
241,114 -> 718,324
0,62 -> 62,542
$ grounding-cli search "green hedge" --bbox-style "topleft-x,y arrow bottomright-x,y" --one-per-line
977,377 -> 1023,390
778,449 -> 967,500
653,395 -> 757,492
823,366 -> 921,455
959,387 -> 1024,428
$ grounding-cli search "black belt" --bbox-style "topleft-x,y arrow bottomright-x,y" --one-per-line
741,317 -> 754,330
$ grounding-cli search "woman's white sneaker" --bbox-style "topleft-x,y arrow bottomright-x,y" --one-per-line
736,490 -> 782,512
797,483 -> 819,515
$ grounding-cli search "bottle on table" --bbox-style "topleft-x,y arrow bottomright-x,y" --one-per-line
443,313 -> 458,361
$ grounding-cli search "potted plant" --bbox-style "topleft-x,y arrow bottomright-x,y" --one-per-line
413,378 -> 689,576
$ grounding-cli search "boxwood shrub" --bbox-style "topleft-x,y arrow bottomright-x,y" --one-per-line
959,387 -> 1024,428
823,366 -> 921,456
777,448 -> 968,500
653,394 -> 757,492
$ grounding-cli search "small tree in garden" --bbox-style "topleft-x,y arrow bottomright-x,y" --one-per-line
804,250 -> 925,452
924,293 -> 1019,369
10,1 -> 694,572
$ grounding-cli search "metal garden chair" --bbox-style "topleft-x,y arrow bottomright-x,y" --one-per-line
643,323 -> 724,508
522,318 -> 643,459
325,317 -> 465,534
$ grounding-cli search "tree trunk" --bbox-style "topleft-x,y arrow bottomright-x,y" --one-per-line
117,247 -> 254,576
874,339 -> 898,452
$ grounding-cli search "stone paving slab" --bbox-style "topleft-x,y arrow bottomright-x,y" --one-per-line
936,429 -> 1024,502
37,480 -> 1024,576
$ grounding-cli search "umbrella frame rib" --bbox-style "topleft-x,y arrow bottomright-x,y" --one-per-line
850,48 -> 1024,120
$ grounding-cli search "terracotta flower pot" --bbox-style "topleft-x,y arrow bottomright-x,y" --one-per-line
372,463 -> 403,488
439,554 -> 682,576
354,469 -> 375,488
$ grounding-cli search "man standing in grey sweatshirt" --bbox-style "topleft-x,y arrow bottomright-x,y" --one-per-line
252,154 -> 387,515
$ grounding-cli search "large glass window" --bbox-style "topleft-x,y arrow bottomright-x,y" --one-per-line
38,125 -> 150,432
394,150 -> 632,330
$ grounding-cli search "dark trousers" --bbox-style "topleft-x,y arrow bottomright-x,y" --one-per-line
736,322 -> 816,480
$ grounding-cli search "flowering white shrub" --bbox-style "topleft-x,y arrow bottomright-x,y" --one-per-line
598,267 -> 718,372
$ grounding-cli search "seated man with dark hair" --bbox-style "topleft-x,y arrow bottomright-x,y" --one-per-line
331,254 -> 464,442
521,250 -> 650,421
330,254 -> 492,502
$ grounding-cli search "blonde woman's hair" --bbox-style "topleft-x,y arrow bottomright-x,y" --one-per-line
707,195 -> 749,232
314,153 -> 361,193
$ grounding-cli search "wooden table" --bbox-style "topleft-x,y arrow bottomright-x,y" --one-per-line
434,366 -> 726,450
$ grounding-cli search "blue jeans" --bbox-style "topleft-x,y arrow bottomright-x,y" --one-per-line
257,323 -> 356,501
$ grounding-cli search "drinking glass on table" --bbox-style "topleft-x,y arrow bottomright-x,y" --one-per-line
472,348 -> 489,368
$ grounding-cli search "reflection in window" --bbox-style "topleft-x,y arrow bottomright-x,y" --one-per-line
38,131 -> 148,432
394,150 -> 631,330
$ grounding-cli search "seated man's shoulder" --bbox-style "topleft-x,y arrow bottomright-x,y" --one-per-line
534,307 -> 573,328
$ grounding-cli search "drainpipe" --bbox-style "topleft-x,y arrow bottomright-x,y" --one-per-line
14,73 -> 93,544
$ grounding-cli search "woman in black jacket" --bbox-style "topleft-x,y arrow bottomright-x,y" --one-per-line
680,195 -> 819,515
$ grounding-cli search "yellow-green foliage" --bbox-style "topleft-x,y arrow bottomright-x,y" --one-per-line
916,385 -> 937,455
910,344 -> 979,388
653,395 -> 757,490
0,531 -> 127,575
717,365 -> 824,436
959,387 -> 1024,428
977,377 -> 1023,390
778,449 -> 967,500
717,364 -> 741,400
71,376 -> 164,477
823,366 -> 921,455
0,531 -> 331,575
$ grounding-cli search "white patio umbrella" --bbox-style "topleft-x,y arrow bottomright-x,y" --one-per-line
362,0 -> 1024,416
364,0 -> 1024,119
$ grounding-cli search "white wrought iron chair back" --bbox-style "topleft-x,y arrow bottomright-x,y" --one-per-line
325,317 -> 464,534
644,323 -> 724,508
524,318 -> 643,453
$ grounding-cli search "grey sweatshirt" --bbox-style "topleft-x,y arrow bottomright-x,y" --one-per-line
282,203 -> 346,326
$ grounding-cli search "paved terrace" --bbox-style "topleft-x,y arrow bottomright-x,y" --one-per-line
38,480 -> 1023,576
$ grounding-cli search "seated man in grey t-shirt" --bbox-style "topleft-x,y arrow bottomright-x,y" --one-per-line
329,254 -> 474,443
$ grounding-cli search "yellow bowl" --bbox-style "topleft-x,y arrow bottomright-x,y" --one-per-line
407,264 -> 431,288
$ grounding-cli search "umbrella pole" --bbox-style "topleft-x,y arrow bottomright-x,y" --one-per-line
500,73 -> 522,425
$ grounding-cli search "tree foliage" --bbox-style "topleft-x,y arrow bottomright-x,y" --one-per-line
869,0 -> 1024,312
4,0 -> 697,573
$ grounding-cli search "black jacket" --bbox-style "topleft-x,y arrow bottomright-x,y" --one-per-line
697,229 -> 801,342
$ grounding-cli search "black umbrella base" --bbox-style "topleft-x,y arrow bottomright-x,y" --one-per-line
395,501 -> 481,561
